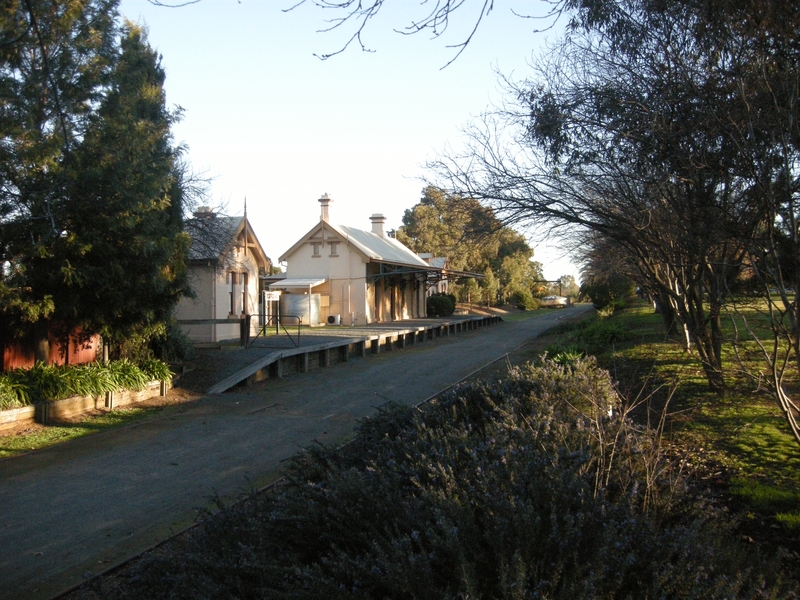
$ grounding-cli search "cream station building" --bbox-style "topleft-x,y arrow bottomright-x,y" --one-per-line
175,208 -> 271,342
272,195 -> 441,326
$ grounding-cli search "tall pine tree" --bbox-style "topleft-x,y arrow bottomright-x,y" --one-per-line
55,22 -> 190,350
0,0 -> 119,358
1,5 -> 190,360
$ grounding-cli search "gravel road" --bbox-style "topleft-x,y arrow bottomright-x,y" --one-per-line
0,307 -> 590,600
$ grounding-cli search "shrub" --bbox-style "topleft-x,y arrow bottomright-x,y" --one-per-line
0,358 -> 170,407
510,289 -> 539,310
151,321 -> 195,362
426,292 -> 456,317
574,318 -> 631,351
92,359 -> 789,599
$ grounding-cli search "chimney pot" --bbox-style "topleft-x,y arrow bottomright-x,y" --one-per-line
193,206 -> 215,218
319,193 -> 332,221
370,213 -> 386,237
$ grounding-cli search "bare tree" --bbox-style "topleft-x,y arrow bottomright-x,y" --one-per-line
430,0 -> 800,441
429,2 -> 763,391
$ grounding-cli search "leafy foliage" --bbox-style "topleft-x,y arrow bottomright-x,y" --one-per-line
396,187 -> 543,305
91,359 -> 788,599
0,5 -> 191,357
0,359 -> 170,408
426,292 -> 456,317
510,288 -> 539,311
581,272 -> 635,310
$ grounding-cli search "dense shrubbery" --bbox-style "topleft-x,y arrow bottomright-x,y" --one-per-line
574,318 -> 631,352
545,312 -> 631,357
0,359 -> 172,410
510,288 -> 540,310
90,358 -> 787,599
426,292 -> 456,317
581,273 -> 635,310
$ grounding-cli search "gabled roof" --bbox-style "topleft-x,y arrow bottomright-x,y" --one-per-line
184,215 -> 270,268
279,221 -> 435,270
336,225 -> 432,268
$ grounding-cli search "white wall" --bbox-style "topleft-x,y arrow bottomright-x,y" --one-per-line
176,251 -> 265,343
284,226 -> 372,325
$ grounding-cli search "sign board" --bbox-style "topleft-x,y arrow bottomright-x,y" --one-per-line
263,291 -> 282,302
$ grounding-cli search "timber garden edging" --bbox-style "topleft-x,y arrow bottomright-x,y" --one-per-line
0,379 -> 171,432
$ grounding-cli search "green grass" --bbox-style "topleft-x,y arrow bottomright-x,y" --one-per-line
497,308 -> 555,322
0,406 -> 168,459
586,298 -> 800,537
776,512 -> 800,530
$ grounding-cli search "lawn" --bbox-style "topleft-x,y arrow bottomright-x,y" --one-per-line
0,405 -> 173,458
538,299 -> 800,545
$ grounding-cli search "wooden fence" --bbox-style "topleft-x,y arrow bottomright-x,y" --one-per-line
1,330 -> 99,371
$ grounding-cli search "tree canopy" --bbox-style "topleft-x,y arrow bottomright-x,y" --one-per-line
0,2 -> 191,359
396,187 -> 543,305
428,0 -> 800,442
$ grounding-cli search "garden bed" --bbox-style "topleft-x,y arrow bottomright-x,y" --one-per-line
0,379 -> 170,432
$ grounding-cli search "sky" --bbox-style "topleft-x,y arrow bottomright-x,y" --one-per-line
118,0 -> 579,281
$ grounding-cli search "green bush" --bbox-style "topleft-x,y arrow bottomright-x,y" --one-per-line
510,289 -> 540,310
426,292 -> 456,317
582,272 -> 635,309
0,358 -> 171,407
151,321 -> 195,362
91,359 -> 788,599
574,318 -> 631,351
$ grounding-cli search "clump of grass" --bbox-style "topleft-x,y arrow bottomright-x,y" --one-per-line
776,513 -> 800,530
0,377 -> 29,410
0,406 -> 166,458
730,477 -> 800,516
138,357 -> 173,382
0,359 -> 172,408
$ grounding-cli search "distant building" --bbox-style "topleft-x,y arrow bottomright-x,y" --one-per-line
418,254 -> 450,295
175,207 -> 271,343
273,195 -> 441,326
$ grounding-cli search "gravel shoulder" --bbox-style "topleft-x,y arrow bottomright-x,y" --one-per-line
0,307 -> 591,600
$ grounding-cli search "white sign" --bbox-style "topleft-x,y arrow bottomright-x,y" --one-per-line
263,291 -> 282,302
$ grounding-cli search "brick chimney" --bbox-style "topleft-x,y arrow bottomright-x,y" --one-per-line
370,213 -> 386,237
319,193 -> 332,221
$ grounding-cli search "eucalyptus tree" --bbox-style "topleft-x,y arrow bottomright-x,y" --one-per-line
430,0 -> 769,391
426,0 -> 800,441
396,186 -> 543,303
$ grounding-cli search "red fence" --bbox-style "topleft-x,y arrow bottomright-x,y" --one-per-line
1,331 -> 99,371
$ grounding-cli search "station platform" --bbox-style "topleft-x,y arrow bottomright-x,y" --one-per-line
205,314 -> 503,394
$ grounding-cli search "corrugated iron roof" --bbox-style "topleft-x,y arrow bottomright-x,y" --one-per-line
335,225 -> 432,268
269,278 -> 328,288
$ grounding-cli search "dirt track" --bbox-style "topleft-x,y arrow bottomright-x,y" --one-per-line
0,307 -> 590,600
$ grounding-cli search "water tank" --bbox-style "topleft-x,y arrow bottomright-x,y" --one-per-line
280,293 -> 321,325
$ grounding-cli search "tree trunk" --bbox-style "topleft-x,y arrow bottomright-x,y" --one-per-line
33,320 -> 50,365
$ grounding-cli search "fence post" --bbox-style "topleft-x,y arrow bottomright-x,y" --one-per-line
241,315 -> 252,347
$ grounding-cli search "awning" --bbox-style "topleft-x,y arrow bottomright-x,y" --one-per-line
269,278 -> 327,289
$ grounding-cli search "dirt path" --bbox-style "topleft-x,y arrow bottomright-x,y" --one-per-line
0,307 -> 590,600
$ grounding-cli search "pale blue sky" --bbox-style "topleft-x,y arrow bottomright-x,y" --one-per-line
119,0 -> 578,281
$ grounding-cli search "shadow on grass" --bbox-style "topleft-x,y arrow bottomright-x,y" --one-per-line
0,406 -> 164,459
